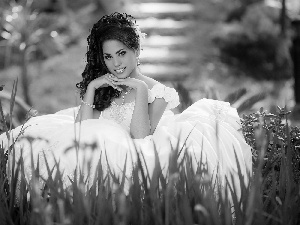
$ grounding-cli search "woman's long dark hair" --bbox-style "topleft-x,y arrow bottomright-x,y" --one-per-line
76,12 -> 141,111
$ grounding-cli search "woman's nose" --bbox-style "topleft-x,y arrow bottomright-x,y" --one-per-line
113,57 -> 121,67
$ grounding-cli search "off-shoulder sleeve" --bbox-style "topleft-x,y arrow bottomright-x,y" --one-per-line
148,84 -> 180,110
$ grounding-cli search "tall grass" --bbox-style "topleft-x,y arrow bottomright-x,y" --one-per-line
0,84 -> 300,225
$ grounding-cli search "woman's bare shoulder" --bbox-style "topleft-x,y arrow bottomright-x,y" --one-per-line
138,74 -> 161,89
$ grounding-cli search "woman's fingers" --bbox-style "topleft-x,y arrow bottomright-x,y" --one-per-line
105,75 -> 122,86
89,74 -> 121,90
104,73 -> 137,90
107,75 -> 119,82
104,76 -> 122,91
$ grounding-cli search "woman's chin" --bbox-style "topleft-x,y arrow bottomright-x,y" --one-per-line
116,72 -> 131,79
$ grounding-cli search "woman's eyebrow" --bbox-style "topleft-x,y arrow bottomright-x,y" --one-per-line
115,49 -> 124,54
104,49 -> 125,56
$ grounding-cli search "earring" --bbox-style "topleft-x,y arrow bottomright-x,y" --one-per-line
137,57 -> 140,66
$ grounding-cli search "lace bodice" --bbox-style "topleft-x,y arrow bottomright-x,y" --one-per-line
100,84 -> 180,132
101,101 -> 136,132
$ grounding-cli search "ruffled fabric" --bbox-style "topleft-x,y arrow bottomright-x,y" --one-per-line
148,84 -> 180,110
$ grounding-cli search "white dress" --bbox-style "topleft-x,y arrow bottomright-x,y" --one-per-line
0,83 -> 252,196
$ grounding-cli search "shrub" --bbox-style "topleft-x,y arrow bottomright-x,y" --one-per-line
0,0 -> 82,68
241,106 -> 300,224
213,3 -> 293,80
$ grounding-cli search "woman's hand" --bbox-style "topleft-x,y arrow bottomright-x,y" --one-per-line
106,75 -> 147,91
88,73 -> 123,91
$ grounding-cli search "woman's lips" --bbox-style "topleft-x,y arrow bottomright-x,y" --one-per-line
115,67 -> 126,74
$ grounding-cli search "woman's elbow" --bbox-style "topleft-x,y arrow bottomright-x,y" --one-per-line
131,129 -> 150,139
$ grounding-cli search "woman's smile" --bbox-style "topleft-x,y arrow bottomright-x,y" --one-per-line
115,67 -> 126,74
102,39 -> 139,78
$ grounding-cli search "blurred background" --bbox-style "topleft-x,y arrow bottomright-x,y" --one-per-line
0,0 -> 300,126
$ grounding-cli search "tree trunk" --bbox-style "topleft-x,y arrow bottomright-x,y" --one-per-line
292,20 -> 300,104
280,0 -> 287,37
20,48 -> 32,106
290,19 -> 300,121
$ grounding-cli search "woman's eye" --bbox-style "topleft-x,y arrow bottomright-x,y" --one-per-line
104,55 -> 111,60
119,51 -> 126,56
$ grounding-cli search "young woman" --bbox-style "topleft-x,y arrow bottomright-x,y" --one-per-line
1,13 -> 252,196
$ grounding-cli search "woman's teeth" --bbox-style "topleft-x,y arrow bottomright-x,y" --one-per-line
115,68 -> 125,74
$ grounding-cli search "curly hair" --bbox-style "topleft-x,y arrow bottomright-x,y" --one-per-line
76,12 -> 142,111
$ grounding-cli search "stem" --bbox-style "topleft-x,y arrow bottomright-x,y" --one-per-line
20,48 -> 32,106
280,0 -> 287,37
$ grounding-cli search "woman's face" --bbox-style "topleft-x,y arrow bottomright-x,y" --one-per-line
102,39 -> 138,79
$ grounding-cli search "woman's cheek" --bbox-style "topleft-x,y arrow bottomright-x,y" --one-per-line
105,61 -> 113,73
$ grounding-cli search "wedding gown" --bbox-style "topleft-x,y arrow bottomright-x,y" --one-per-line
0,83 -> 252,196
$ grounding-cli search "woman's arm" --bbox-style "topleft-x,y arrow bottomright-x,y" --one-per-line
148,98 -> 168,134
130,82 -> 151,139
75,73 -> 122,123
146,83 -> 179,135
75,86 -> 96,122
108,76 -> 152,139
131,84 -> 169,138
107,76 -> 170,139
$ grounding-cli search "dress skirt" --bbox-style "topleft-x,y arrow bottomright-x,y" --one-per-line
0,98 -> 252,197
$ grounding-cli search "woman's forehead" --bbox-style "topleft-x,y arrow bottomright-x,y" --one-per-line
102,40 -> 128,53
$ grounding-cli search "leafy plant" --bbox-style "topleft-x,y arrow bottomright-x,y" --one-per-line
0,0 -> 81,105
175,82 -> 266,114
212,2 -> 292,80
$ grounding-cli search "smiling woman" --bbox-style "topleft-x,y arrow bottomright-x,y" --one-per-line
102,40 -> 139,79
1,12 -> 252,200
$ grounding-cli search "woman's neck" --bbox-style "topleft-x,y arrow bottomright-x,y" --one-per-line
129,68 -> 140,79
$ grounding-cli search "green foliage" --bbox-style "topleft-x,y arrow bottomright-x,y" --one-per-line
213,3 -> 292,80
0,0 -> 81,68
241,106 -> 300,224
241,106 -> 300,182
175,83 -> 266,114
0,0 -> 82,104
173,83 -> 194,113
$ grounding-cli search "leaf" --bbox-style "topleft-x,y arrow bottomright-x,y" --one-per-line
237,92 -> 266,113
224,87 -> 247,104
260,107 -> 264,113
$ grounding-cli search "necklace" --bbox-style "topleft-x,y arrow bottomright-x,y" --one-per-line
121,87 -> 133,105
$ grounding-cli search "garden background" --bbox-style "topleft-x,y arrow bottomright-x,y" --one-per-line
1,1 -> 300,225
0,0 -> 300,125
